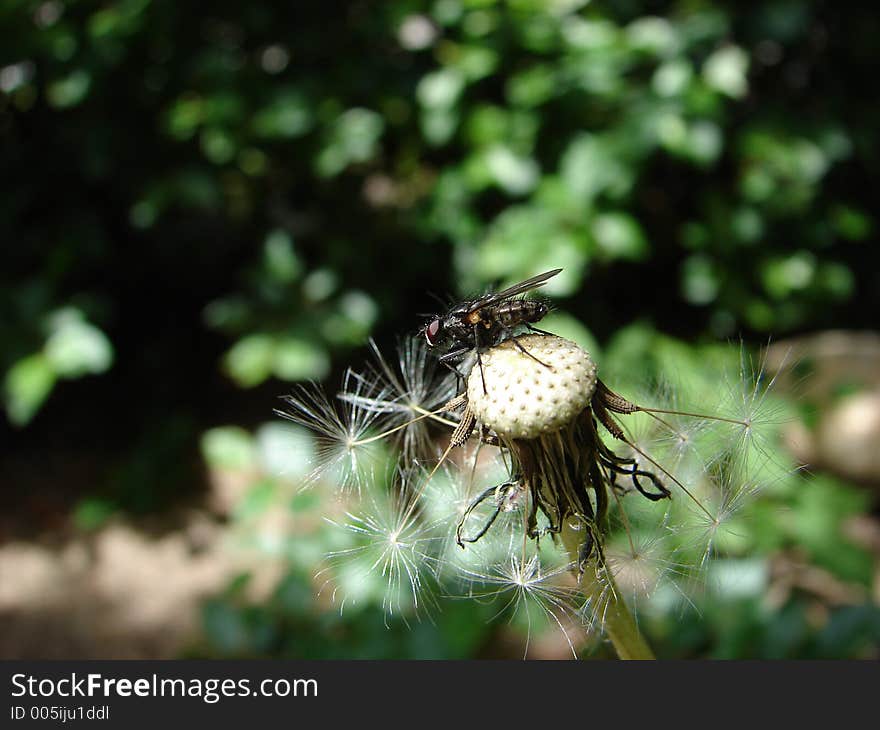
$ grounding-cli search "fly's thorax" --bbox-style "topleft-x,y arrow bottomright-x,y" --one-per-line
447,318 -> 478,345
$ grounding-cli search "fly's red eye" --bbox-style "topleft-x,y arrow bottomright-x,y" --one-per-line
425,319 -> 441,345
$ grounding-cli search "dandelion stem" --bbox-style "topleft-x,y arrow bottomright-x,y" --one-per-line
560,523 -> 655,660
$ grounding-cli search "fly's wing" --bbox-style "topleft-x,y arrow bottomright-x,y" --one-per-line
469,268 -> 562,310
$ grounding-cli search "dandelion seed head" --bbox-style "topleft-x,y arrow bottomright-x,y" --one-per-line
276,304 -> 791,656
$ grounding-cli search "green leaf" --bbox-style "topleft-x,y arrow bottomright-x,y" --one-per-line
560,134 -> 633,206
200,127 -> 237,165
201,426 -> 256,471
234,479 -> 277,520
46,69 -> 91,108
761,252 -> 816,299
681,254 -> 721,305
4,353 -> 57,426
273,337 -> 330,381
831,205 -> 872,241
263,230 -> 303,282
702,45 -> 749,99
416,68 -> 465,109
202,601 -> 249,654
483,145 -> 539,195
505,64 -> 556,107
72,497 -> 117,531
316,108 -> 384,177
256,422 -> 314,482
44,309 -> 114,379
252,90 -> 313,138
223,334 -> 276,387
592,212 -> 648,260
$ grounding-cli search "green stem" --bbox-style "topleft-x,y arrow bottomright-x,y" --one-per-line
561,523 -> 655,660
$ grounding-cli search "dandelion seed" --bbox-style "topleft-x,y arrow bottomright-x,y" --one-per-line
718,345 -> 790,466
678,451 -> 786,572
605,529 -> 684,607
339,338 -> 458,463
458,553 -> 582,657
636,387 -> 716,472
318,467 -> 442,621
277,369 -> 399,493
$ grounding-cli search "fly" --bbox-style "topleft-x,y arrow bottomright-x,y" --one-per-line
423,268 -> 561,392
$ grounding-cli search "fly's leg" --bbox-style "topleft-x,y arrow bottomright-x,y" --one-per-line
525,324 -> 554,337
479,427 -> 501,447
456,504 -> 501,547
570,518 -> 605,576
472,323 -> 488,394
512,337 -> 552,369
577,530 -> 594,573
438,349 -> 471,391
499,325 -> 552,369
456,480 -> 521,547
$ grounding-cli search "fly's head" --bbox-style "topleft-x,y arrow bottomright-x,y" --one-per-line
423,307 -> 477,356
423,316 -> 444,348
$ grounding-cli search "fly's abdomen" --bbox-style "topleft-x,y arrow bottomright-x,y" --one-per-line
495,300 -> 548,327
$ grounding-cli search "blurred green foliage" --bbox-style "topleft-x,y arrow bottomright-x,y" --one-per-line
1,0 -> 877,658
3,0 -> 878,420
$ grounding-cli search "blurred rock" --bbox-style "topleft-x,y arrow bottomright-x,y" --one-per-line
768,330 -> 880,489
815,390 -> 880,484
